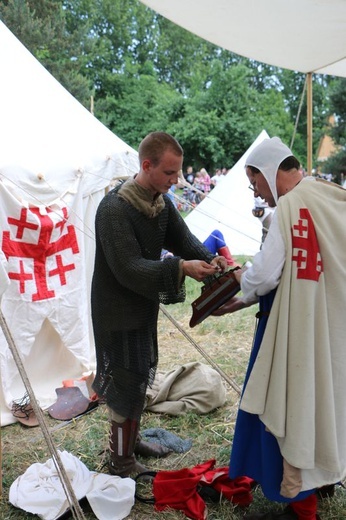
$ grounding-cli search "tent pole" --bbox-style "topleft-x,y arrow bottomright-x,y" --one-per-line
307,72 -> 313,175
0,309 -> 86,519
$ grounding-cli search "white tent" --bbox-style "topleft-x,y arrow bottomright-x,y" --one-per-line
0,21 -> 139,426
185,131 -> 269,256
140,0 -> 346,173
140,0 -> 346,77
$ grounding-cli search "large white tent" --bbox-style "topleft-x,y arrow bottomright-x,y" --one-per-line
0,21 -> 139,426
140,0 -> 346,173
140,0 -> 346,77
185,130 -> 269,256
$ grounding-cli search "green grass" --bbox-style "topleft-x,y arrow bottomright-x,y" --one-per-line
2,276 -> 346,519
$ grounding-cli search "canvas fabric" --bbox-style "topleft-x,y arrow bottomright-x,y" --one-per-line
145,361 -> 227,415
0,178 -> 90,407
0,249 -> 10,298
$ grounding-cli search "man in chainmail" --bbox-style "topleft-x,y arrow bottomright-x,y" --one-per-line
91,132 -> 227,477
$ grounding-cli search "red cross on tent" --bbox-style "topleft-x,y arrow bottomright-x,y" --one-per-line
2,206 -> 79,301
0,180 -> 90,411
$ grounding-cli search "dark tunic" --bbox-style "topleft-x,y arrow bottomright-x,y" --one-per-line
91,180 -> 213,420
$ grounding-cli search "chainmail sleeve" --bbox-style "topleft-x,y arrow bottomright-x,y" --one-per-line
92,189 -> 213,332
162,195 -> 215,263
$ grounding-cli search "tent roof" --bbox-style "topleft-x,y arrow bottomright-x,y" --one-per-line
185,130 -> 269,255
0,21 -> 139,204
140,0 -> 346,77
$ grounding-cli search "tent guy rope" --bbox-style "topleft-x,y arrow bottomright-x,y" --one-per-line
159,304 -> 242,396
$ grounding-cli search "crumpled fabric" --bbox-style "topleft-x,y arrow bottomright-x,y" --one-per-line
152,459 -> 254,520
9,450 -> 135,520
145,362 -> 227,415
141,427 -> 192,453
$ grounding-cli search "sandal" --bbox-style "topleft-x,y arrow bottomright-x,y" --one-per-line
11,392 -> 39,427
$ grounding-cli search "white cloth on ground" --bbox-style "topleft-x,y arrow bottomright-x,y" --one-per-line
9,450 -> 135,520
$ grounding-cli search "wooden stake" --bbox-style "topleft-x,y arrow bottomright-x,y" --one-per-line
307,72 -> 313,175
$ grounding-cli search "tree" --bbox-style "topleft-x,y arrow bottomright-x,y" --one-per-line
324,78 -> 346,183
0,0 -> 331,170
0,0 -> 93,106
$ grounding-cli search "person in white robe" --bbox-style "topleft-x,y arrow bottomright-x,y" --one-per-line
214,137 -> 346,520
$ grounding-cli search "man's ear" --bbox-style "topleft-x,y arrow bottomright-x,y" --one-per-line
142,159 -> 151,172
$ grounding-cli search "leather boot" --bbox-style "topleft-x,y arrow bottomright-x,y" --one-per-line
134,433 -> 173,458
108,418 -> 148,477
218,246 -> 241,267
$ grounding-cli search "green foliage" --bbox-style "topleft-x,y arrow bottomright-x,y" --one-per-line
0,0 -> 340,171
329,78 -> 346,146
322,78 -> 346,181
0,0 -> 93,106
324,150 -> 346,184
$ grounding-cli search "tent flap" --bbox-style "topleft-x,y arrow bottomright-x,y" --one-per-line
140,0 -> 346,77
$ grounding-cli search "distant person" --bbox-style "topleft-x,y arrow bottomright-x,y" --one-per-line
214,136 -> 346,520
199,168 -> 212,195
91,131 -> 227,478
185,165 -> 195,185
203,229 -> 240,267
167,184 -> 177,208
211,169 -> 225,188
181,167 -> 196,208
251,196 -> 275,248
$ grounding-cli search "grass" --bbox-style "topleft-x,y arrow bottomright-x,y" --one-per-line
2,272 -> 346,519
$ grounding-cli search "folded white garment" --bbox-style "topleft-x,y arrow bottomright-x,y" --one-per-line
9,450 -> 135,520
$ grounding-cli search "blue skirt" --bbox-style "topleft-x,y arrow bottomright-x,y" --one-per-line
229,290 -> 315,502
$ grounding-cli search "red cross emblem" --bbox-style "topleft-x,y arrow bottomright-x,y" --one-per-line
291,208 -> 323,281
2,206 -> 79,301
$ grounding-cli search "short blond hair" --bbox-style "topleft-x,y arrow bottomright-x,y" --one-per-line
138,132 -> 183,166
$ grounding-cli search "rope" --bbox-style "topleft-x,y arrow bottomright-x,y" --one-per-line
0,308 -> 86,520
159,304 -> 241,397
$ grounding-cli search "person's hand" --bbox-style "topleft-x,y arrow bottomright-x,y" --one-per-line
182,260 -> 221,281
210,256 -> 228,273
212,296 -> 253,315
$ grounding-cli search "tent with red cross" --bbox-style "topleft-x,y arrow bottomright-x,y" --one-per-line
0,20 -> 139,426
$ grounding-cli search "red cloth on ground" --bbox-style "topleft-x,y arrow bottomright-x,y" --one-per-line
290,493 -> 318,520
152,459 -> 254,520
200,467 -> 254,507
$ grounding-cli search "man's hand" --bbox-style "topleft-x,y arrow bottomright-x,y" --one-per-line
210,256 -> 228,273
182,260 -> 222,282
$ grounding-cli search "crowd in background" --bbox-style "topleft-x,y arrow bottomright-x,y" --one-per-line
179,165 -> 229,208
